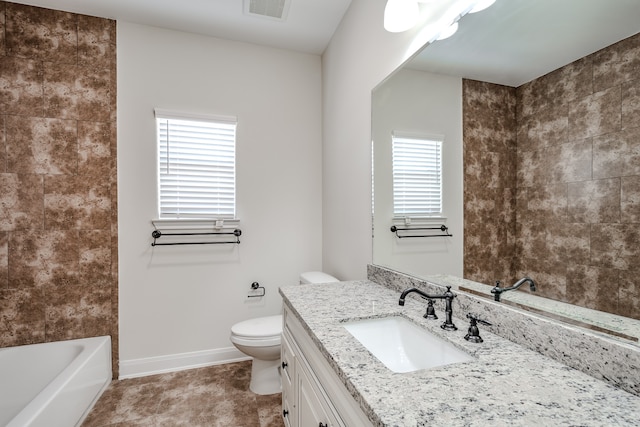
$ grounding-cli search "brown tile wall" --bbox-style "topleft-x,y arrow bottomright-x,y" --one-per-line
464,32 -> 640,321
0,2 -> 118,374
462,79 -> 518,287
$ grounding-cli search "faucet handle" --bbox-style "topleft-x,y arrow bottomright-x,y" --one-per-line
464,313 -> 491,343
490,281 -> 503,301
466,313 -> 491,325
423,299 -> 438,320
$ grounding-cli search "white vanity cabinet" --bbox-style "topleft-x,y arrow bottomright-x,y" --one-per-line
281,306 -> 373,427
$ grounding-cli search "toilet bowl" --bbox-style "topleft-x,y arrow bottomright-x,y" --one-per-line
230,315 -> 282,395
230,271 -> 339,395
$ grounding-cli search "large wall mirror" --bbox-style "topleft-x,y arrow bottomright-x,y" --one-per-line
372,0 -> 640,342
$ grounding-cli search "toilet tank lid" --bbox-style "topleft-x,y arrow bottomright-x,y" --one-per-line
300,271 -> 339,284
231,314 -> 282,337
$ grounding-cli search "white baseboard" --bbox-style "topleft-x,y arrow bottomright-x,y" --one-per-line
119,346 -> 250,379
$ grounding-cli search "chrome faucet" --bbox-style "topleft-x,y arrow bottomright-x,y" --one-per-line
398,286 -> 458,331
490,277 -> 536,302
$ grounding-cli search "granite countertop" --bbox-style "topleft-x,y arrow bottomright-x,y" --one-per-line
280,280 -> 640,427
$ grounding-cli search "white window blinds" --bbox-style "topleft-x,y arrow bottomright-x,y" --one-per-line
155,109 -> 237,220
392,133 -> 443,217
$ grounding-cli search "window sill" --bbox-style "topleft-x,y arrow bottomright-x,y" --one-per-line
392,216 -> 447,227
151,218 -> 240,232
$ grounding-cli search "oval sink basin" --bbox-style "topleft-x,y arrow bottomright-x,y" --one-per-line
343,316 -> 473,373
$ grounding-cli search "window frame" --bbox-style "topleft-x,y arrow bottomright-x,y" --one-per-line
154,108 -> 238,222
391,131 -> 444,220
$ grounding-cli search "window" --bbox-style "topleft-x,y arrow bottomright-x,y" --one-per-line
392,133 -> 443,217
155,109 -> 237,220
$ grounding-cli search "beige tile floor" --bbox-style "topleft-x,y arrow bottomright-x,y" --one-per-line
82,361 -> 284,427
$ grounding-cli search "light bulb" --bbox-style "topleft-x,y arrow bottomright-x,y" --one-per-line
384,0 -> 420,33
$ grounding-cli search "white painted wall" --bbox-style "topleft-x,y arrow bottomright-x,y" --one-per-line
372,68 -> 463,277
117,22 -> 323,374
322,0 -> 465,280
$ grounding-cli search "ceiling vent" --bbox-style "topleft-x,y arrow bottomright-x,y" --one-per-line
244,0 -> 291,21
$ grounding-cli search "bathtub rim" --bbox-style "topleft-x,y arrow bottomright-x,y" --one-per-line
4,335 -> 112,427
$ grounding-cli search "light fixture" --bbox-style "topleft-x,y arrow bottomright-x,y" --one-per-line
384,0 -> 420,33
468,0 -> 496,13
435,21 -> 458,40
383,0 -> 496,35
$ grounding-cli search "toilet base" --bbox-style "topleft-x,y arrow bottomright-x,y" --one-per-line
249,358 -> 282,395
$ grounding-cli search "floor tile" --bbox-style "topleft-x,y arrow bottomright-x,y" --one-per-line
82,361 -> 284,427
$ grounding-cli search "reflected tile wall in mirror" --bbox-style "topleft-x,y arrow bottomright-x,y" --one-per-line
462,79 -> 517,288
463,32 -> 640,320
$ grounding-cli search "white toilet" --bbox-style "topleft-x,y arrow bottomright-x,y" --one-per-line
230,271 -> 339,395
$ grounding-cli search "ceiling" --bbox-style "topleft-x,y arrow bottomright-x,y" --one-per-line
13,0 -> 353,54
408,0 -> 640,87
14,1 -> 640,84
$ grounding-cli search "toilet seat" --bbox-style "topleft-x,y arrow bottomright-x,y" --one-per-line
230,314 -> 282,347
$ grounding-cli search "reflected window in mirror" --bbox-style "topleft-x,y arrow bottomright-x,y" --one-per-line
392,132 -> 443,219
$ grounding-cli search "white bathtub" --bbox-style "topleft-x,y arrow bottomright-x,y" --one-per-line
0,336 -> 112,427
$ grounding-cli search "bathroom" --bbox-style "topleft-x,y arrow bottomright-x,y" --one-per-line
1,0 -> 639,426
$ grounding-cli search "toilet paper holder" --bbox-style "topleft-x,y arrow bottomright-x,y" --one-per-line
248,282 -> 266,298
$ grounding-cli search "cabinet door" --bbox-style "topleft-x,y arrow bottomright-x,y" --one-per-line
282,389 -> 294,427
297,364 -> 335,427
282,330 -> 297,426
281,331 -> 295,396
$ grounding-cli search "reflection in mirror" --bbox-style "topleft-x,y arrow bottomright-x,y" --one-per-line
372,0 -> 640,343
372,67 -> 464,278
457,280 -> 640,344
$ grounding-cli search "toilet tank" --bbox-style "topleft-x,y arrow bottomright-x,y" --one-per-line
300,271 -> 339,284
